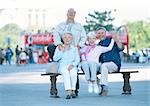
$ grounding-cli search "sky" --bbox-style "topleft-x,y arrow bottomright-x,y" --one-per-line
0,0 -> 149,28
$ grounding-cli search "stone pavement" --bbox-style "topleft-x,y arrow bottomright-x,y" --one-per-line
0,81 -> 149,106
0,63 -> 150,106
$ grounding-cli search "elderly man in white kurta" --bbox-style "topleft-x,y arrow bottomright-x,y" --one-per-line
53,8 -> 86,49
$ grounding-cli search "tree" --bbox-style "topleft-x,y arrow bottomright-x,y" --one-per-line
84,11 -> 115,33
0,23 -> 22,48
126,21 -> 150,51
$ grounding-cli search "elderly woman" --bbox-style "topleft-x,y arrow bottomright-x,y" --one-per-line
80,31 -> 114,94
53,33 -> 80,99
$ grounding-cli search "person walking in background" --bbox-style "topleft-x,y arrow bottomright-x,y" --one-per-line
19,48 -> 27,65
28,44 -> 35,64
53,33 -> 80,99
15,45 -> 20,65
80,31 -> 114,94
96,27 -> 124,96
135,50 -> 140,63
0,48 -> 5,65
5,47 -> 13,65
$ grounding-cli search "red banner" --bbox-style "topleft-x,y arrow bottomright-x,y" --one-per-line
25,34 -> 29,44
25,34 -> 54,45
117,26 -> 128,45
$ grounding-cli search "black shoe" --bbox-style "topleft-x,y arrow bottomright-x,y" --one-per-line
66,95 -> 71,99
99,85 -> 108,96
75,90 -> 78,96
100,90 -> 108,96
71,94 -> 76,98
50,95 -> 60,98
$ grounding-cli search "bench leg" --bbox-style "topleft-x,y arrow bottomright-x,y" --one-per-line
122,73 -> 131,95
50,76 -> 59,98
75,75 -> 79,96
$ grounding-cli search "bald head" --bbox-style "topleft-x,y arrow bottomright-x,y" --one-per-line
67,8 -> 76,21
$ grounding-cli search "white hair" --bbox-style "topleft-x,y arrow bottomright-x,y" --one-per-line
87,31 -> 96,38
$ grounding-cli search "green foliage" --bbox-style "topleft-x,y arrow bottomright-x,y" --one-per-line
126,21 -> 150,51
84,10 -> 150,51
0,23 -> 22,50
84,11 -> 115,33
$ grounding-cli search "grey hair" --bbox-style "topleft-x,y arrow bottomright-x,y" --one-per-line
96,27 -> 107,32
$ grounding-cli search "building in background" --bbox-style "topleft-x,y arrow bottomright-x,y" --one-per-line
0,8 -> 53,30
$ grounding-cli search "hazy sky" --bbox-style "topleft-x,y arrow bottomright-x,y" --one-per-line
0,0 -> 149,28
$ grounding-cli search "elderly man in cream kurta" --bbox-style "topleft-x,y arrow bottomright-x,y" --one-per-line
53,8 -> 86,49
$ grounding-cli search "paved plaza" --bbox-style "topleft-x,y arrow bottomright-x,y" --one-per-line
0,63 -> 150,106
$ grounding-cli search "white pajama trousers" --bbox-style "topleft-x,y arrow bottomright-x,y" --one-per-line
61,66 -> 77,91
100,62 -> 118,86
